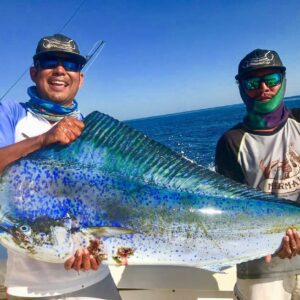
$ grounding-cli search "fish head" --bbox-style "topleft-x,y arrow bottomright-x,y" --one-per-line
0,215 -> 75,263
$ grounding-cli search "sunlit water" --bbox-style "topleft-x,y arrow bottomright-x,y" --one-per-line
127,98 -> 300,169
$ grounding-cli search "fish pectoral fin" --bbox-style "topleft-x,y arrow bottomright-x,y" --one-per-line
83,226 -> 137,237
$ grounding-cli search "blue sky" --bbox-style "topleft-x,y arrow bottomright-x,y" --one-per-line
1,0 -> 300,120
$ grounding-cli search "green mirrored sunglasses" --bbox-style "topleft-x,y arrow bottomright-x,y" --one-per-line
243,73 -> 282,90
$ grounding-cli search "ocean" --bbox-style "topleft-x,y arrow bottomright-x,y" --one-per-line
126,97 -> 300,169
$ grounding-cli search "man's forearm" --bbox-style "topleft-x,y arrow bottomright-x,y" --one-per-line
0,134 -> 45,173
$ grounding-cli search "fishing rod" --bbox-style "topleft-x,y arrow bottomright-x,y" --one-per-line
82,40 -> 105,74
59,0 -> 86,33
0,69 -> 28,101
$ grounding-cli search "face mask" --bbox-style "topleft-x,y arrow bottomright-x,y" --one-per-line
240,78 -> 286,114
240,78 -> 289,130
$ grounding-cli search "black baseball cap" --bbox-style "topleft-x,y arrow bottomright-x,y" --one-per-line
33,33 -> 87,65
235,49 -> 286,80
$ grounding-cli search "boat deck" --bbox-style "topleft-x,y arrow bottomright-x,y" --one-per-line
0,248 -> 236,299
110,265 -> 236,299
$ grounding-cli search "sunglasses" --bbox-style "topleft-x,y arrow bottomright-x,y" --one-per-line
243,73 -> 282,90
35,58 -> 83,72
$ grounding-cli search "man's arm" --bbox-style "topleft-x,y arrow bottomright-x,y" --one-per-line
215,134 -> 245,183
0,116 -> 84,173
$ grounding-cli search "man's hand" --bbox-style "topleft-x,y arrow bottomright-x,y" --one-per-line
265,228 -> 300,263
41,117 -> 85,146
64,248 -> 101,271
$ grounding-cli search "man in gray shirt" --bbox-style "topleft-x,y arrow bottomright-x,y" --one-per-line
215,49 -> 300,299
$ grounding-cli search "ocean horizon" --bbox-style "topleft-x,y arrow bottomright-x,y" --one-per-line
126,94 -> 300,122
126,96 -> 300,168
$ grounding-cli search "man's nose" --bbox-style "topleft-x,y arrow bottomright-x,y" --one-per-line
52,63 -> 66,74
258,81 -> 270,91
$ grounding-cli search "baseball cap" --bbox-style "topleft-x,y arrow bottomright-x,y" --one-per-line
235,49 -> 286,80
33,33 -> 87,65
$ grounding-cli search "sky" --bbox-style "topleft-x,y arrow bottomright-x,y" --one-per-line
1,0 -> 300,120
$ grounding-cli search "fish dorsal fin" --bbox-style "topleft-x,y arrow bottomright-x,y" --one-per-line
27,111 -> 214,193
25,111 -> 273,198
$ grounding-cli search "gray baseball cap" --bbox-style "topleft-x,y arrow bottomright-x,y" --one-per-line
33,33 -> 87,64
235,49 -> 286,80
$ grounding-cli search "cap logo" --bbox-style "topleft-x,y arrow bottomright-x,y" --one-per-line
42,38 -> 76,51
241,51 -> 274,69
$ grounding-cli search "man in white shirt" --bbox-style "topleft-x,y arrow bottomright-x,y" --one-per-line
0,33 -> 121,300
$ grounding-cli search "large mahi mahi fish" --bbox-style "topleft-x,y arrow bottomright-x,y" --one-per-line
0,111 -> 299,271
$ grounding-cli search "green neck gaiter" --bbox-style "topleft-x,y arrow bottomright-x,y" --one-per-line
241,79 -> 289,129
252,79 -> 286,113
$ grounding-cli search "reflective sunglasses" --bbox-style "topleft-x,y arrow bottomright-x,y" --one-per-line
243,72 -> 282,90
35,58 -> 83,72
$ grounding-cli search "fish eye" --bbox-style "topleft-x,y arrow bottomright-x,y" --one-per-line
19,225 -> 32,236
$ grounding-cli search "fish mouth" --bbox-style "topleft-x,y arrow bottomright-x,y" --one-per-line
0,222 -> 74,262
0,222 -> 35,256
0,222 -> 33,246
0,223 -> 14,235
